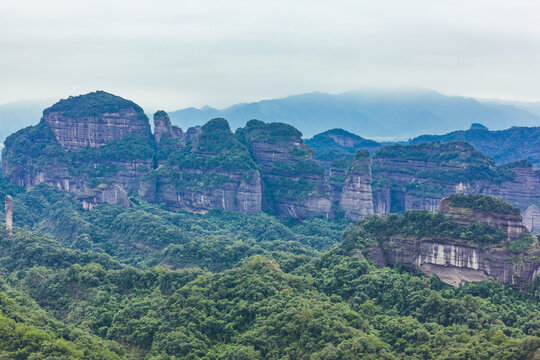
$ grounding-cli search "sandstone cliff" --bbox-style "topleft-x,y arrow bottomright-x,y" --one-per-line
153,110 -> 185,145
141,118 -> 262,215
373,237 -> 539,287
1,92 -> 155,209
347,207 -> 540,287
437,194 -> 529,241
43,91 -> 152,151
370,142 -> 540,233
242,120 -> 332,219
339,150 -> 374,221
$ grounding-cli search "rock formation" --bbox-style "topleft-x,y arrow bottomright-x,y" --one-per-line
43,91 -> 152,151
355,197 -> 540,287
370,142 -> 540,231
142,118 -> 263,215
372,238 -> 539,287
1,92 -> 154,209
153,111 -> 184,144
523,205 -> 540,233
437,194 -> 529,241
339,150 -> 374,221
476,162 -> 540,233
5,195 -> 12,235
242,120 -> 332,218
2,91 -> 539,224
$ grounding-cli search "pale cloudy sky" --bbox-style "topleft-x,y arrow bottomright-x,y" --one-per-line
1,0 -> 540,109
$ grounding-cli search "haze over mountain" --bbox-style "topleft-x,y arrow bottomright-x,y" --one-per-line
479,98 -> 540,117
168,88 -> 540,139
0,99 -> 53,143
2,88 -> 539,144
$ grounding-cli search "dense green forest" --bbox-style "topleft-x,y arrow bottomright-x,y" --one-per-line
0,182 -> 538,359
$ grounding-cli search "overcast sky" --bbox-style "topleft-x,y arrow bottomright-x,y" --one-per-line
1,0 -> 540,110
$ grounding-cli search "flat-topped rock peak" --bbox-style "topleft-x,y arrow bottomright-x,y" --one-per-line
437,194 -> 529,241
43,91 -> 152,151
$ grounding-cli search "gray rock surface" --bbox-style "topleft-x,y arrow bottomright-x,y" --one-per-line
339,151 -> 374,221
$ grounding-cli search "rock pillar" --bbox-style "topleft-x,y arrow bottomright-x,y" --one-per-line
5,195 -> 13,236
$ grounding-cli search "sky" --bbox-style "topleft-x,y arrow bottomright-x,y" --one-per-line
1,0 -> 540,110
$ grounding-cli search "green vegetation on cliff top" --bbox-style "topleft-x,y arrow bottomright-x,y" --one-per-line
242,119 -> 303,143
444,194 -> 521,216
355,210 -> 508,246
409,125 -> 540,169
42,90 -> 148,121
306,128 -> 381,157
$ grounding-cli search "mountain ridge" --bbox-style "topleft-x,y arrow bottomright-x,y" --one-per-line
168,88 -> 540,138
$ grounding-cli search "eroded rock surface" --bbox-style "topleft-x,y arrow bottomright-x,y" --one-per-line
339,150 -> 374,221
43,91 -> 152,151
371,237 -> 539,287
242,120 -> 332,219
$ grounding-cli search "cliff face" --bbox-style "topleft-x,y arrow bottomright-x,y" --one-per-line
475,164 -> 540,233
371,142 -> 484,214
3,91 -> 538,225
142,118 -> 263,215
353,204 -> 540,287
372,238 -> 539,287
154,111 -> 185,145
370,142 -> 540,232
43,91 -> 152,151
1,92 -> 155,209
339,150 -> 374,221
524,205 -> 540,233
437,195 -> 529,241
242,120 -> 332,219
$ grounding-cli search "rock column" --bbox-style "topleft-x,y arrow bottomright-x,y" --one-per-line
5,195 -> 13,236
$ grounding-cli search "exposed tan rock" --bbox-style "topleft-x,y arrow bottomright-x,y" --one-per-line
43,91 -> 152,151
5,195 -> 13,236
339,151 -> 374,221
153,111 -> 184,144
437,198 -> 529,241
371,238 -> 540,287
523,205 -> 540,233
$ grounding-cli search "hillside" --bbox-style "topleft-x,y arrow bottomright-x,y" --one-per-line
409,125 -> 540,169
0,91 -> 538,358
168,88 -> 540,139
0,182 -> 538,359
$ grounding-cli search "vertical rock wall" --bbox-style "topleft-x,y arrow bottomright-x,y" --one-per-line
5,195 -> 13,235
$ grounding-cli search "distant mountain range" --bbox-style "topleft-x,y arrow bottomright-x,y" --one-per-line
1,89 -> 539,143
409,124 -> 540,169
168,88 -> 540,139
304,124 -> 540,170
0,99 -> 52,144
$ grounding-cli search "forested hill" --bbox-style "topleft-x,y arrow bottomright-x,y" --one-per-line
0,91 -> 539,359
0,181 -> 539,359
409,124 -> 540,169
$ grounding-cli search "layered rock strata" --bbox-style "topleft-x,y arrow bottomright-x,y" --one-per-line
242,120 -> 332,218
1,92 -> 154,209
339,150 -> 374,221
370,142 -> 540,230
154,111 -> 185,144
141,118 -> 263,215
371,238 -> 539,287
43,91 -> 152,151
437,196 -> 529,241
